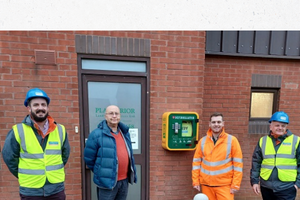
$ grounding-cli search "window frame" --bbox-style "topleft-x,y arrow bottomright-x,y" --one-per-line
249,88 -> 279,121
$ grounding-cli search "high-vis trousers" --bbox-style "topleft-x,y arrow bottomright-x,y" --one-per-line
201,185 -> 234,200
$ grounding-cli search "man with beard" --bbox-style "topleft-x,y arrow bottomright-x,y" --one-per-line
192,112 -> 243,200
2,88 -> 70,200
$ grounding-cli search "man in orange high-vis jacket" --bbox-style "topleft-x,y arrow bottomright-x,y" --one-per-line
192,112 -> 243,200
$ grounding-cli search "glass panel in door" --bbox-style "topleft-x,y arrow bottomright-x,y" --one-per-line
87,80 -> 142,200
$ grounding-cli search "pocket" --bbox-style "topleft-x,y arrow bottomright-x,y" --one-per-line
56,190 -> 66,200
291,185 -> 297,197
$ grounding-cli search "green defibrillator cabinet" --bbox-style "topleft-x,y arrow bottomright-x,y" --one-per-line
162,112 -> 199,151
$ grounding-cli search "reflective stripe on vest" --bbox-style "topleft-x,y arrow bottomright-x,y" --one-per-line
260,134 -> 299,181
199,135 -> 242,175
13,123 -> 66,188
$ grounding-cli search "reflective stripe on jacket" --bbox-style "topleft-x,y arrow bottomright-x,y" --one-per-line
260,134 -> 300,181
192,128 -> 243,189
13,123 -> 66,188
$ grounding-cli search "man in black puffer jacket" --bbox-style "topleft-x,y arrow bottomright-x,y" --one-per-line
250,111 -> 300,200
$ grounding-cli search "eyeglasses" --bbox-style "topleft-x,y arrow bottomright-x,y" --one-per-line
106,112 -> 120,116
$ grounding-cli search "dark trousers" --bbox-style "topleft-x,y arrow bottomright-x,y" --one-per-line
20,190 -> 66,200
97,179 -> 129,200
261,186 -> 297,200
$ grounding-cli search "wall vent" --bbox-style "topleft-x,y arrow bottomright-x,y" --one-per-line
34,50 -> 56,65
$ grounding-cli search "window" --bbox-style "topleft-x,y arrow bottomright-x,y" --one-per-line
250,88 -> 279,121
248,74 -> 282,134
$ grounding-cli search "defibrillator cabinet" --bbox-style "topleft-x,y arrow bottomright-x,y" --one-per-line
162,112 -> 199,151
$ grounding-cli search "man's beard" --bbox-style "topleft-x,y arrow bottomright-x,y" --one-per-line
31,110 -> 48,122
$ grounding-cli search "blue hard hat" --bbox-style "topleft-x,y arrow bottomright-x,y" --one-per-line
269,111 -> 289,124
24,88 -> 50,107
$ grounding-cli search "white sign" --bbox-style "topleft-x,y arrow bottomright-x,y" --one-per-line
129,128 -> 138,150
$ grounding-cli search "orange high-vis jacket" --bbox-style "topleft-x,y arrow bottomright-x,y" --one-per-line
192,128 -> 243,190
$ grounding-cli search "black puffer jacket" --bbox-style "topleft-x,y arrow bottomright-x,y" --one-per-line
250,130 -> 300,192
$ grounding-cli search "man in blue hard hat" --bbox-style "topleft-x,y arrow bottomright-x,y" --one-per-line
2,88 -> 70,200
250,111 -> 300,200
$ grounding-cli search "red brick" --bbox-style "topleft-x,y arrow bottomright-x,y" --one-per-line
0,35 -> 19,42
28,31 -> 48,38
10,42 -> 29,49
0,55 -> 10,61
1,48 -> 20,55
19,36 -> 38,43
48,32 -> 66,39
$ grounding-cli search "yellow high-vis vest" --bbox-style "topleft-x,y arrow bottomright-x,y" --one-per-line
259,134 -> 300,181
13,123 -> 66,188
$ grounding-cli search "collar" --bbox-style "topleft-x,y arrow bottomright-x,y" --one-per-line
107,125 -> 120,134
31,115 -> 56,138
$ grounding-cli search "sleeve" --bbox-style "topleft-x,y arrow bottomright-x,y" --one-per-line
295,137 -> 300,188
83,130 -> 100,171
231,137 -> 243,190
192,139 -> 203,186
2,129 -> 20,178
62,132 -> 70,165
250,140 -> 263,186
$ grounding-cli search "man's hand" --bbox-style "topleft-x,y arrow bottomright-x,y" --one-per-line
230,188 -> 238,194
193,185 -> 201,192
294,185 -> 298,190
252,184 -> 260,195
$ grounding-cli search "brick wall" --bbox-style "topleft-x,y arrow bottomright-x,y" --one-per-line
148,31 -> 205,200
204,56 -> 300,200
0,31 -> 205,200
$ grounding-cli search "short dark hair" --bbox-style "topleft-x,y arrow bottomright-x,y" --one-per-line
210,112 -> 223,121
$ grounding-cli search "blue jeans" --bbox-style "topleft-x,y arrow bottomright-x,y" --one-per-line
97,179 -> 129,200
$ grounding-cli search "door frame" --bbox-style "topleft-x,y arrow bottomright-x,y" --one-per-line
77,54 -> 150,200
